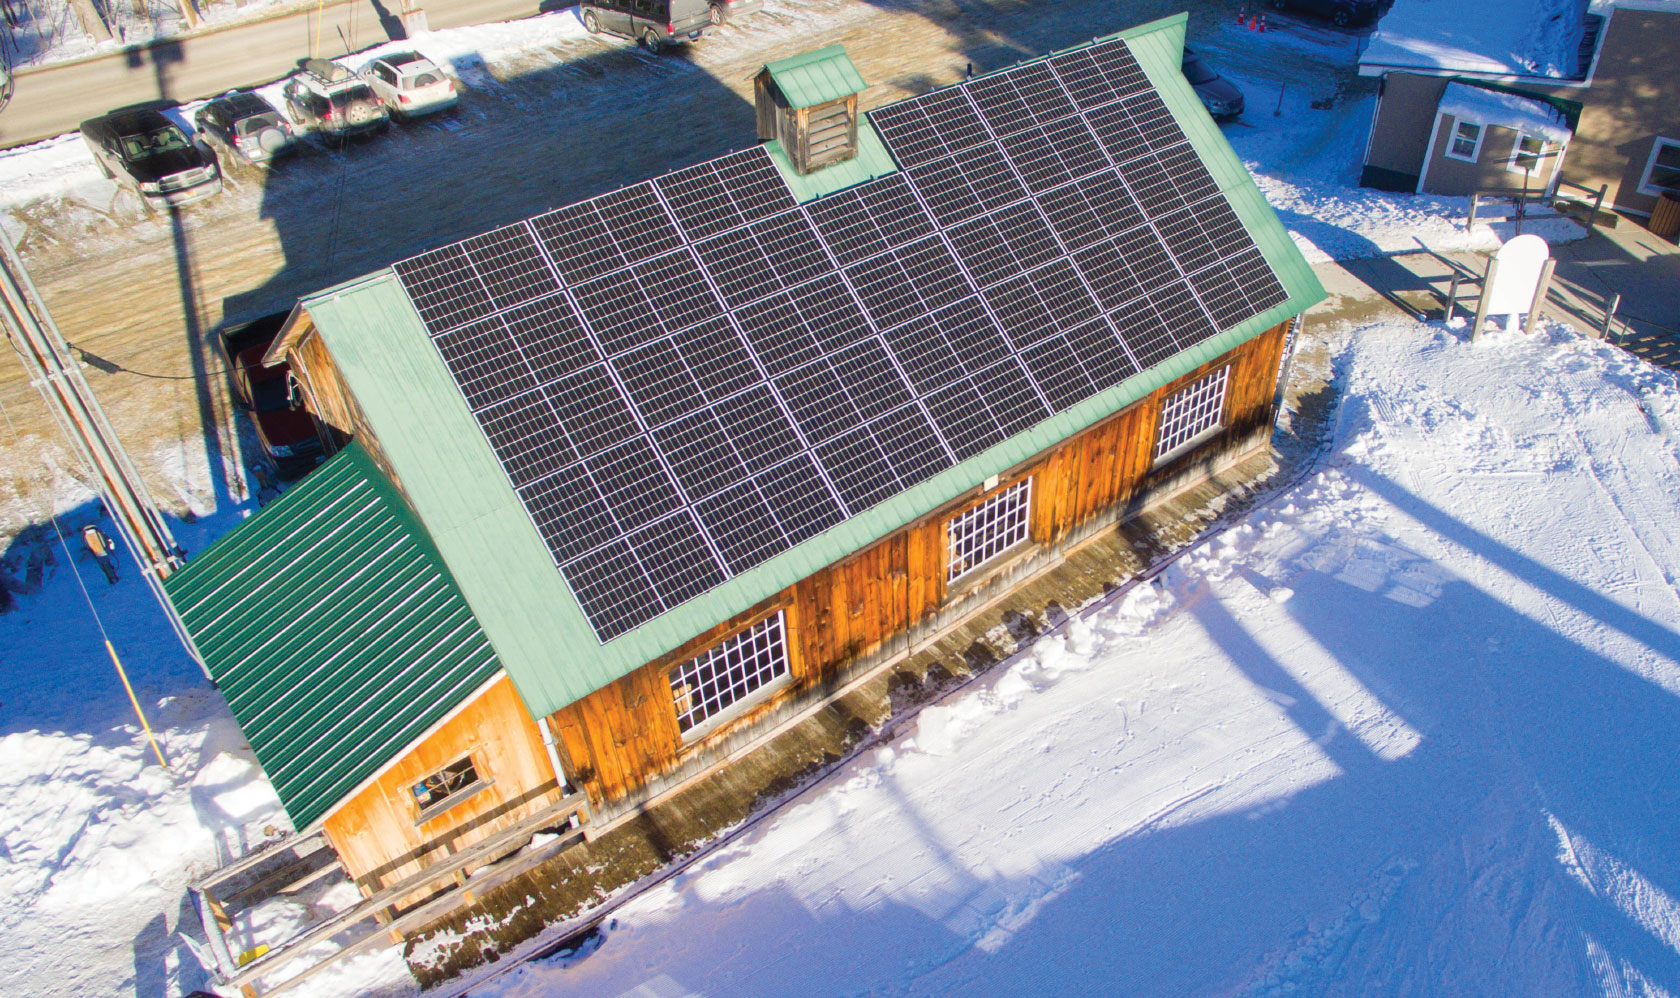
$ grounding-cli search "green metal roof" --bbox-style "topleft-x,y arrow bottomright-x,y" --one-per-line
763,117 -> 899,202
299,13 -> 1326,723
761,45 -> 868,109
162,444 -> 503,830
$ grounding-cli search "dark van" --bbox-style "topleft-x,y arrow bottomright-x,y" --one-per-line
580,0 -> 714,50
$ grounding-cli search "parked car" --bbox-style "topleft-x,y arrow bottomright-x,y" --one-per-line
1267,0 -> 1385,28
282,59 -> 389,138
193,92 -> 298,168
579,0 -> 714,50
1182,48 -> 1244,119
707,0 -> 762,23
218,312 -> 326,478
80,108 -> 221,208
360,52 -> 459,119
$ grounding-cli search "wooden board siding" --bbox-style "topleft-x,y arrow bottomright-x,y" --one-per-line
552,321 -> 1291,807
321,674 -> 564,892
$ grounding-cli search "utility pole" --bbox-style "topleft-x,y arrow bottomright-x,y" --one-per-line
0,229 -> 210,679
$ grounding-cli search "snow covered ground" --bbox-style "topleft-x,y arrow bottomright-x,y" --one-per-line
457,317 -> 1680,998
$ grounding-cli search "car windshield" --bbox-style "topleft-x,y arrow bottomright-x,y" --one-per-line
120,126 -> 189,162
234,112 -> 282,135
1181,56 -> 1218,86
249,376 -> 291,412
329,84 -> 376,108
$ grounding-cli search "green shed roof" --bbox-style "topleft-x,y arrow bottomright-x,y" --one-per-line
163,444 -> 503,830
763,117 -> 899,202
761,45 -> 868,108
298,13 -> 1326,724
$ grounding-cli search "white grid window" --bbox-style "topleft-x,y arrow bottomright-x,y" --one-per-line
1637,137 -> 1680,198
1508,133 -> 1546,176
1446,119 -> 1482,163
669,611 -> 789,737
1154,366 -> 1229,465
947,478 -> 1032,583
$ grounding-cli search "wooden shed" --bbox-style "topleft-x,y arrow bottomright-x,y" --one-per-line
177,15 -> 1325,908
755,46 -> 868,176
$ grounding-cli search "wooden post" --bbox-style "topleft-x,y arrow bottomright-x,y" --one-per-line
1523,258 -> 1556,335
1470,255 -> 1500,341
1443,270 -> 1461,322
1467,193 -> 1480,232
1597,292 -> 1620,341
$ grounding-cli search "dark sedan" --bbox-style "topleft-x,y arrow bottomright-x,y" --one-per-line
1183,49 -> 1244,119
80,108 -> 221,208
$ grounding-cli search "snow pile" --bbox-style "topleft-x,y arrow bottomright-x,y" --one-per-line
1438,83 -> 1572,141
456,314 -> 1680,997
1362,0 -> 1588,78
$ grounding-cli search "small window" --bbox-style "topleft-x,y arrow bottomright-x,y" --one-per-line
410,757 -> 486,820
1153,366 -> 1230,465
669,611 -> 789,738
1446,119 -> 1482,163
1638,137 -> 1680,197
946,478 -> 1032,583
1508,133 -> 1546,176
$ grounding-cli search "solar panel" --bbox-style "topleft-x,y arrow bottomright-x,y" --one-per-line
392,39 -> 1292,641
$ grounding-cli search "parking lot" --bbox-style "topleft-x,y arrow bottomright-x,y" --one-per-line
0,0 -> 1359,534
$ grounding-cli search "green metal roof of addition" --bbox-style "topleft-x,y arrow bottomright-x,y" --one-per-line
299,13 -> 1326,723
761,44 -> 868,108
163,443 -> 503,830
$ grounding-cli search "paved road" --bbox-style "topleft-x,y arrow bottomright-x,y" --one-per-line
0,0 -> 539,146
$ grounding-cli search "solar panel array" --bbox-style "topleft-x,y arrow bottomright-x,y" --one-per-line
392,38 -> 1289,642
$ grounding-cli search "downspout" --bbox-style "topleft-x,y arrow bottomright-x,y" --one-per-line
536,716 -> 581,829
1417,109 -> 1446,195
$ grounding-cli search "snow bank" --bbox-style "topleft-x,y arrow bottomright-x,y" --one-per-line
1362,0 -> 1588,78
1438,83 -> 1572,142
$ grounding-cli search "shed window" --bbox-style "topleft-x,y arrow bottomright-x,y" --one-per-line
1508,133 -> 1546,176
1154,366 -> 1230,465
1446,120 -> 1482,162
946,478 -> 1032,583
670,610 -> 789,738
1638,138 -> 1680,197
411,757 -> 487,821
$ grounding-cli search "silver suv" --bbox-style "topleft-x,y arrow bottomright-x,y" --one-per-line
282,59 -> 389,138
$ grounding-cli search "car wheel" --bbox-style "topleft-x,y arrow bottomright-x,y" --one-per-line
583,9 -> 600,33
709,2 -> 726,25
1331,5 -> 1353,25
640,28 -> 665,52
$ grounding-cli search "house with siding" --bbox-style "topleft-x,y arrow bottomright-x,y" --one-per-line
166,13 -> 1325,910
1359,0 -> 1680,215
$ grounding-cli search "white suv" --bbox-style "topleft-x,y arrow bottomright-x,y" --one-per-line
283,58 -> 389,138
360,52 -> 458,120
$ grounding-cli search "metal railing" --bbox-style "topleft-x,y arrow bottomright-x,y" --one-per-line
1468,180 -> 1608,234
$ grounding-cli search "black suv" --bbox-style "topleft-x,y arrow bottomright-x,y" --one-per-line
282,59 -> 389,138
1268,0 -> 1385,28
194,92 -> 298,167
580,0 -> 714,50
80,108 -> 221,208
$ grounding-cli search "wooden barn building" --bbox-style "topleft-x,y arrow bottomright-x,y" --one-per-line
166,13 -> 1324,911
